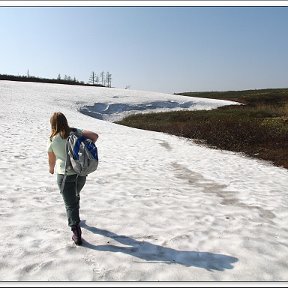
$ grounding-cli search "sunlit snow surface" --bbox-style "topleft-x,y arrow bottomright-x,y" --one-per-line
1,81 -> 288,281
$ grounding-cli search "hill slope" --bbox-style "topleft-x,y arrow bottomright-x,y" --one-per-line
0,81 -> 288,281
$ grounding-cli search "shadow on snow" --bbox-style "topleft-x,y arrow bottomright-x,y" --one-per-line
80,220 -> 238,272
79,100 -> 195,120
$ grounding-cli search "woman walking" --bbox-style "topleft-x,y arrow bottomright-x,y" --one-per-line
47,112 -> 99,245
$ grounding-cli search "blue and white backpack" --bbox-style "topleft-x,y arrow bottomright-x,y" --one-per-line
65,129 -> 98,176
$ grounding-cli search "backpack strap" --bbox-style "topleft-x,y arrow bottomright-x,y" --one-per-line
61,134 -> 72,193
64,136 -> 71,174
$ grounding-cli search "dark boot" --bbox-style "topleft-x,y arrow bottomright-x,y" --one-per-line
71,224 -> 82,246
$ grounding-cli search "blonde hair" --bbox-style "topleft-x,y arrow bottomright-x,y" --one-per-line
50,112 -> 70,140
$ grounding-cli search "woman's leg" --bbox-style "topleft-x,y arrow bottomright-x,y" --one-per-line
75,175 -> 86,206
57,174 -> 81,227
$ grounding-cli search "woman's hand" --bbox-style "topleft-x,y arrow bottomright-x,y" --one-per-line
83,130 -> 99,143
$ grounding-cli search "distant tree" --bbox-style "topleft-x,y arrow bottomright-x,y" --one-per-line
106,72 -> 112,88
100,71 -> 105,86
89,71 -> 97,85
57,74 -> 61,80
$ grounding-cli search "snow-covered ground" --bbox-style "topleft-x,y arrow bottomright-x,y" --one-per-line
1,80 -> 288,282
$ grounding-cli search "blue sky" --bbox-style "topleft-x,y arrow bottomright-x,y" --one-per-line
0,5 -> 287,93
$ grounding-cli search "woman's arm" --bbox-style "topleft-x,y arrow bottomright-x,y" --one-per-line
48,151 -> 56,174
82,130 -> 99,143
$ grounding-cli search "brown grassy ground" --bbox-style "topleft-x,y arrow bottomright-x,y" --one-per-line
116,88 -> 288,169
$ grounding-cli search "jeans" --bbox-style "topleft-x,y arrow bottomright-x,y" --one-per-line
57,174 -> 86,227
